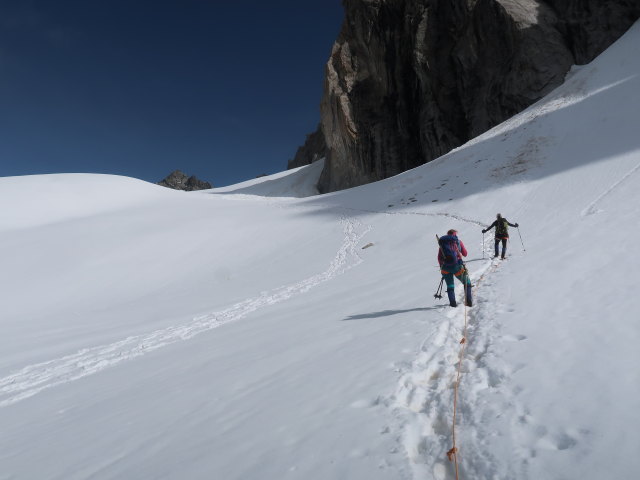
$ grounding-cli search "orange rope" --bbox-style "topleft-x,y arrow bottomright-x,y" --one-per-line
446,259 -> 501,478
447,276 -> 471,480
449,292 -> 469,477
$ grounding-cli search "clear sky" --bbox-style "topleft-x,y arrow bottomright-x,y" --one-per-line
0,0 -> 344,186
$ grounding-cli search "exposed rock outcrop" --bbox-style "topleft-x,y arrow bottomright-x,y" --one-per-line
316,0 -> 640,192
287,125 -> 328,170
157,170 -> 212,191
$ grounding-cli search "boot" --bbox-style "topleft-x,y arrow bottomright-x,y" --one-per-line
464,285 -> 473,307
447,288 -> 457,307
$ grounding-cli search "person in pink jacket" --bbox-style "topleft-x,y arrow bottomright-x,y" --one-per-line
437,229 -> 472,307
437,229 -> 468,265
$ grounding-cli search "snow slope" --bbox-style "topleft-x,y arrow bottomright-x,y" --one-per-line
211,159 -> 324,197
1,21 -> 639,480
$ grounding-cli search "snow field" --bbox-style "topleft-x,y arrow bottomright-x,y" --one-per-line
0,214 -> 369,407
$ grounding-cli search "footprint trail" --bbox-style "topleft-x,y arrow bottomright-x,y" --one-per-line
0,216 -> 370,408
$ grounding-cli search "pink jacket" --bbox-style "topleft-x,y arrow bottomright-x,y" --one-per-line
437,240 -> 468,265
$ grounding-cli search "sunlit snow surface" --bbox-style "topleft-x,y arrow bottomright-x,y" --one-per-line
1,21 -> 639,480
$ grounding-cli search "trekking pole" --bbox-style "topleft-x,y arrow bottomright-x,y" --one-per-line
517,226 -> 526,252
434,234 -> 446,300
434,278 -> 444,299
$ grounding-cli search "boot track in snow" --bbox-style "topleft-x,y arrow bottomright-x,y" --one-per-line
353,206 -> 532,479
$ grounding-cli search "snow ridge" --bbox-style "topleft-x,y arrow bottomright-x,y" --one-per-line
0,216 -> 370,408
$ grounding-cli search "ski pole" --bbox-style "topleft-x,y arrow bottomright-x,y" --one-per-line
517,226 -> 526,252
482,231 -> 485,259
434,278 -> 444,299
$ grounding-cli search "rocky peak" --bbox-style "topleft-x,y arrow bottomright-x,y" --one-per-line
157,170 -> 212,191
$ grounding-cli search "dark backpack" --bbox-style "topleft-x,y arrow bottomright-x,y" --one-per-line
496,219 -> 509,236
438,235 -> 461,265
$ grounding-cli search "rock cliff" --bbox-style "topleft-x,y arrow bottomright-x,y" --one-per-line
287,125 -> 327,169
303,0 -> 640,192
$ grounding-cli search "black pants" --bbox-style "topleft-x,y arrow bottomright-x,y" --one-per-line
494,237 -> 508,257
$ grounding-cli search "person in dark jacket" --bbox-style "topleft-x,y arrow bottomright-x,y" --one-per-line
482,213 -> 519,259
438,229 -> 472,307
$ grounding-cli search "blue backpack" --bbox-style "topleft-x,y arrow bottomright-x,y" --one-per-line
439,234 -> 461,265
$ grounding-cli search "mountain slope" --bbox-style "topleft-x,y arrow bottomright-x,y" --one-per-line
0,21 -> 639,480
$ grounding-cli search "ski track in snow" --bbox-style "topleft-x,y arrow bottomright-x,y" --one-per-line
0,215 -> 371,408
581,160 -> 640,216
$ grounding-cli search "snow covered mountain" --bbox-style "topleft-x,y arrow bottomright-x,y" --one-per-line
1,21 -> 639,480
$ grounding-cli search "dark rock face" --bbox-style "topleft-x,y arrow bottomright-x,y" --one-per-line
316,0 -> 640,193
547,0 -> 640,63
157,170 -> 212,191
287,125 -> 328,169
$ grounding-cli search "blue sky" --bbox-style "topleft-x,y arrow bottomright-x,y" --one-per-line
0,0 -> 343,186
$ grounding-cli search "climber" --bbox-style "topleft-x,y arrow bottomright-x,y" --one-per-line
438,229 -> 473,307
482,213 -> 519,259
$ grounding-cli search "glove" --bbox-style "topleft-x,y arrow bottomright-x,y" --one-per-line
515,223 -> 519,227
482,229 -> 486,233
